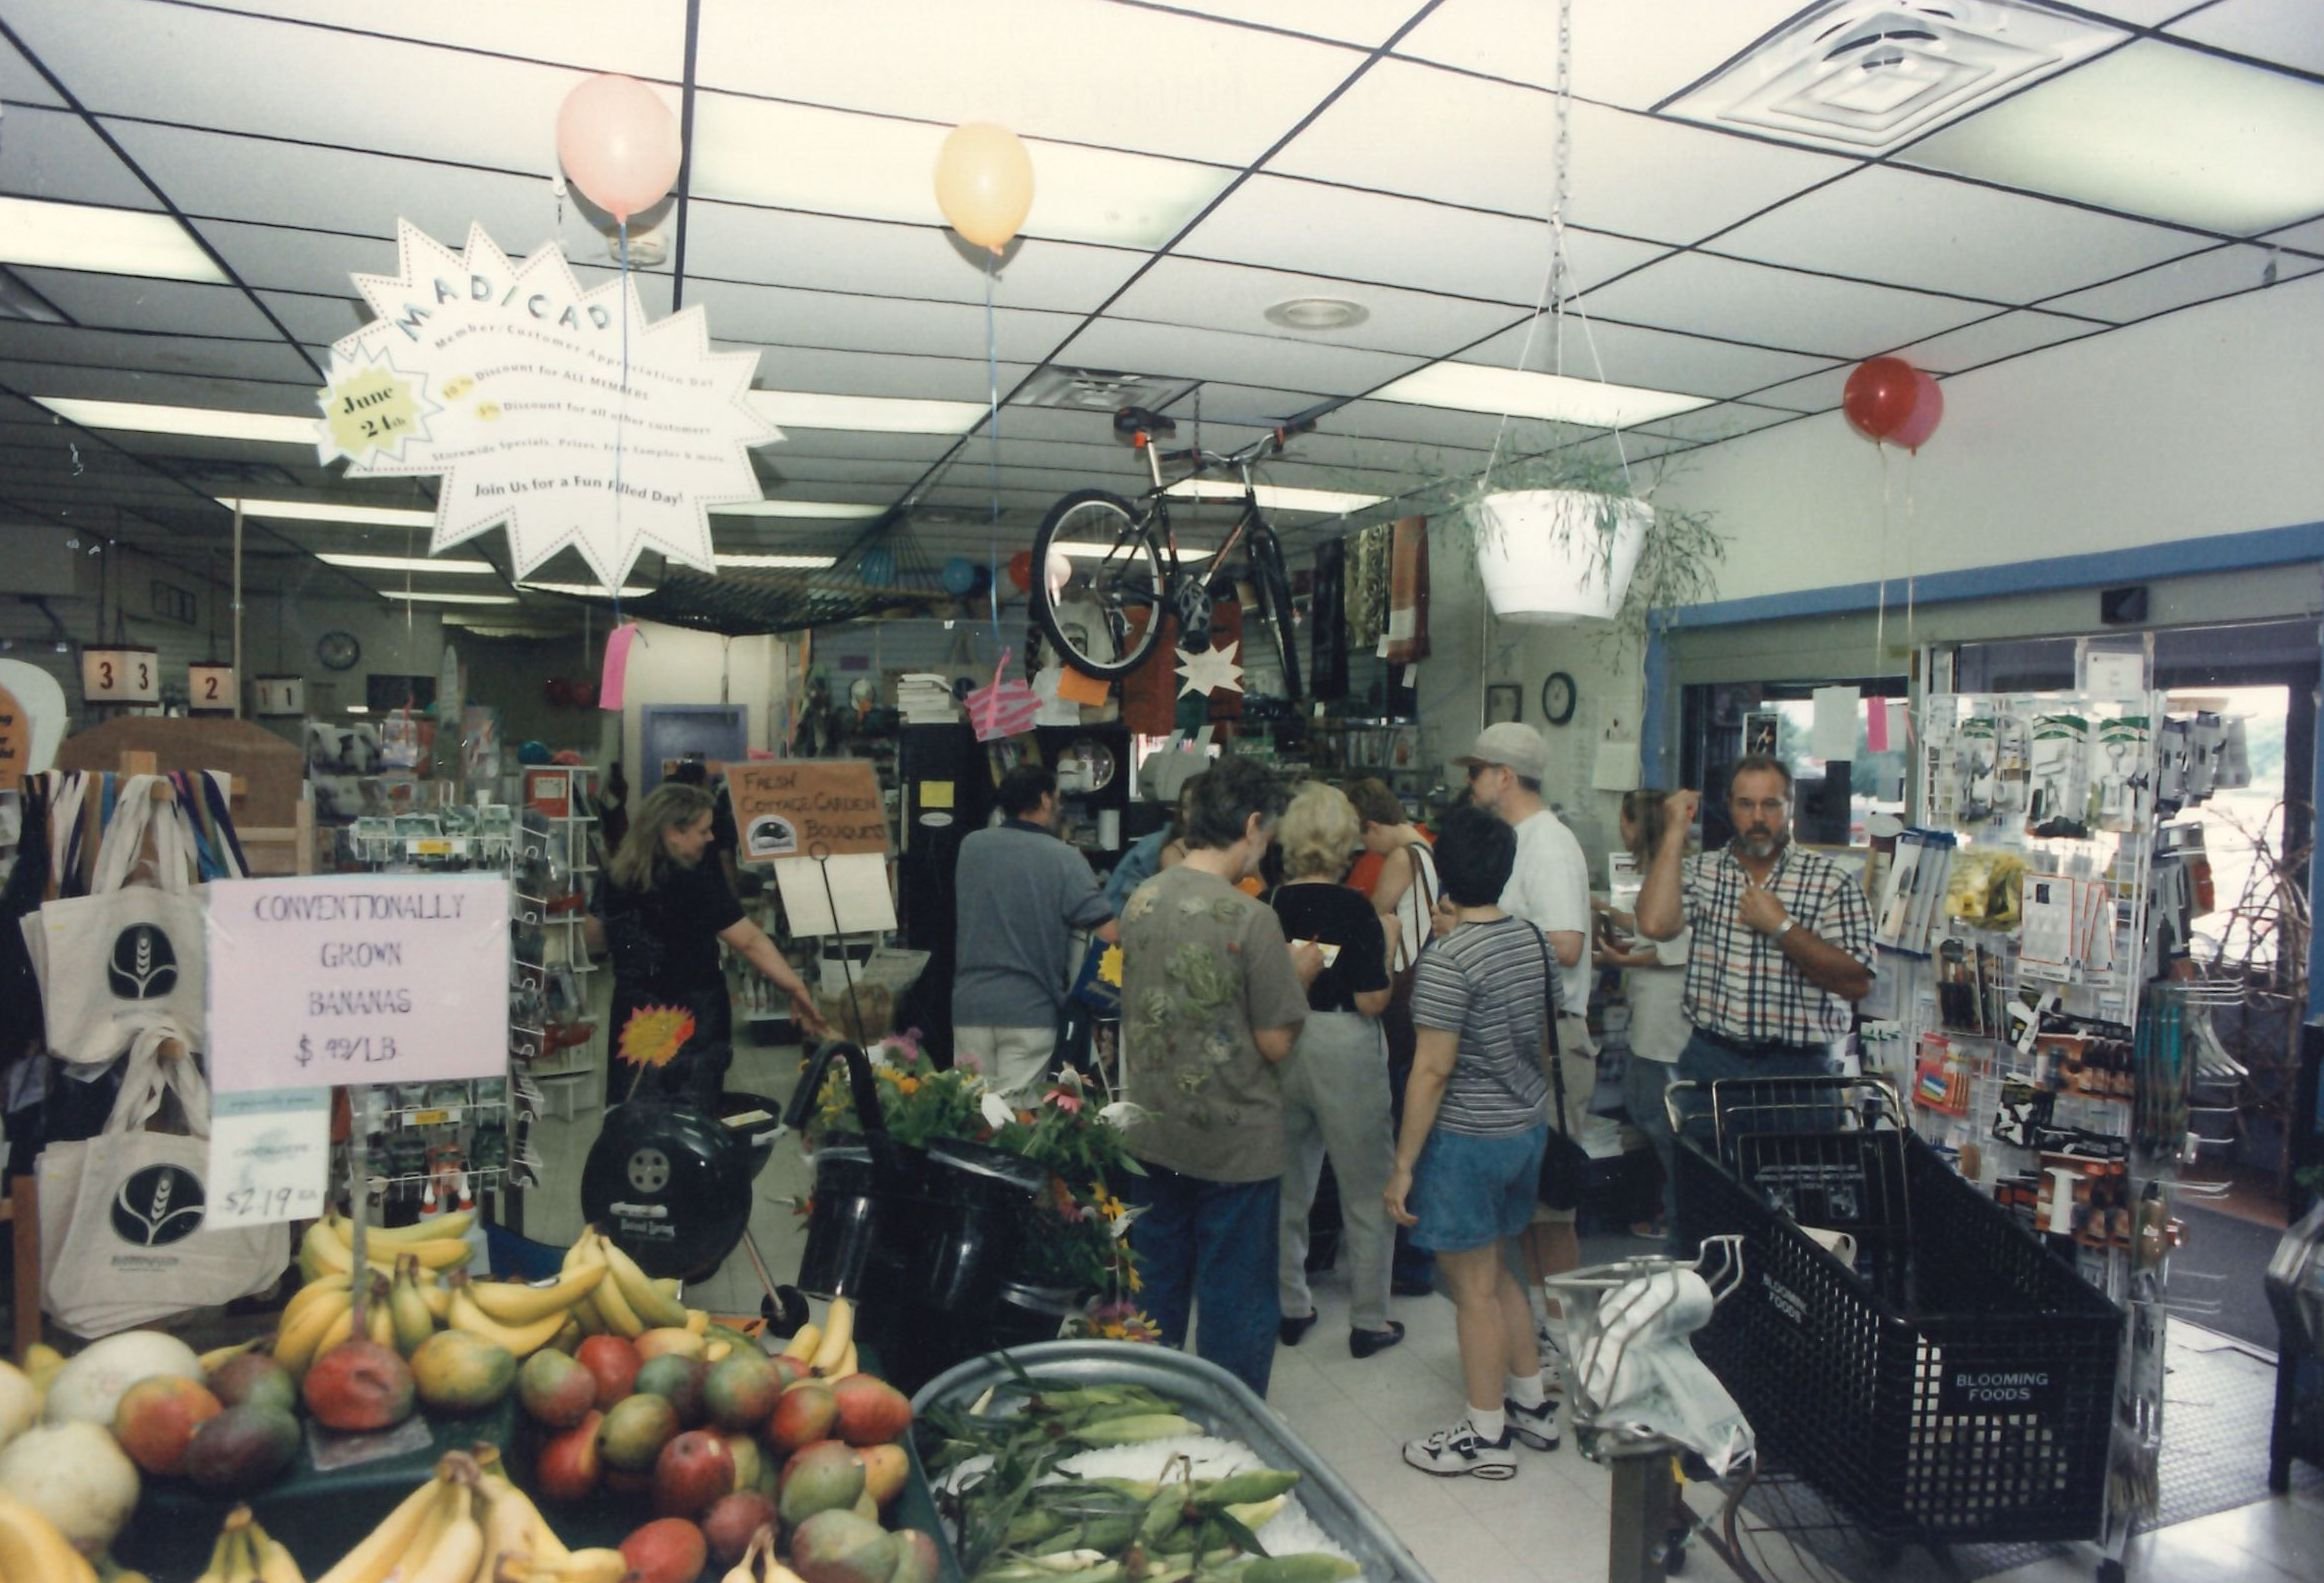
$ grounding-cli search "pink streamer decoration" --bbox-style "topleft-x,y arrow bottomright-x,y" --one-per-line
598,621 -> 640,711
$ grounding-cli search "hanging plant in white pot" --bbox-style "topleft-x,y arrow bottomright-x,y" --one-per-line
1471,486 -> 1652,625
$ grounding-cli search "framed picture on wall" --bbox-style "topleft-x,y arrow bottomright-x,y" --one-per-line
1744,710 -> 1780,758
1485,684 -> 1522,726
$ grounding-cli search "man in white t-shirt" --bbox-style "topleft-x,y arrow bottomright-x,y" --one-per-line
1456,721 -> 1595,1367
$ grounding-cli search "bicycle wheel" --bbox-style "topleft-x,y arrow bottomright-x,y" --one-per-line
1032,489 -> 1169,681
1250,524 -> 1303,701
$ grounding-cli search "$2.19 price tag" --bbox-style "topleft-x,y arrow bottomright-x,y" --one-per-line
205,1087 -> 331,1230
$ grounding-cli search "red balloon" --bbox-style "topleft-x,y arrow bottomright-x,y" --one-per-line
1007,550 -> 1035,592
1889,368 -> 1944,451
1842,356 -> 1918,442
545,678 -> 574,708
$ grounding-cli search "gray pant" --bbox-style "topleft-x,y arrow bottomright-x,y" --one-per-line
1278,1010 -> 1394,1334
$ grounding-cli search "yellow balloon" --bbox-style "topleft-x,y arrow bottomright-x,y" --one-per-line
934,122 -> 1035,254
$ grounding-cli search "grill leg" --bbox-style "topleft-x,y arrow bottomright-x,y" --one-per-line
1609,1448 -> 1678,1583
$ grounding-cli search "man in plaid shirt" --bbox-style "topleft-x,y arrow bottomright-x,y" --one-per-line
1636,755 -> 1874,1092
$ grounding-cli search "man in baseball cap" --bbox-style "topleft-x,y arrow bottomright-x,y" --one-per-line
1452,721 -> 1594,1377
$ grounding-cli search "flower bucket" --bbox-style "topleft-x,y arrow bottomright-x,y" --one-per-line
1474,488 -> 1651,625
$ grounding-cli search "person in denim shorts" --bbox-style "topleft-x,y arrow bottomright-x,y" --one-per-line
1384,805 -> 1557,1479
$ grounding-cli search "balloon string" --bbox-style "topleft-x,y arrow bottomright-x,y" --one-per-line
1875,444 -> 1890,669
1904,448 -> 1917,652
985,258 -> 1003,660
613,217 -> 629,628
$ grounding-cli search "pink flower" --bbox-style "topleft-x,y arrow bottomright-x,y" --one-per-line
1043,1086 -> 1084,1114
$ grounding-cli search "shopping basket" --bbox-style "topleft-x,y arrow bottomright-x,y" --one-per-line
1669,1076 -> 2122,1547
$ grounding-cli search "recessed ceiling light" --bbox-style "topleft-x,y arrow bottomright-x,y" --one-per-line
219,498 -> 440,527
745,390 -> 988,434
711,500 -> 887,520
376,590 -> 519,605
1373,363 -> 1711,428
1263,297 -> 1370,331
714,553 -> 841,569
318,553 -> 495,574
1902,40 -> 2324,236
691,94 -> 1231,250
0,197 -> 229,283
1164,480 -> 1386,515
1049,540 -> 1213,561
519,581 -> 657,597
38,398 -> 316,445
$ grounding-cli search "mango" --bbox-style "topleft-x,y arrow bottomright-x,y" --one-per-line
778,1439 -> 865,1528
769,1380 -> 837,1453
302,1340 -> 414,1433
518,1348 -> 599,1430
113,1375 -> 223,1476
888,1529 -> 942,1583
788,1507 -> 896,1583
860,1442 -> 908,1509
830,1373 -> 912,1446
633,1327 -> 705,1362
207,1353 -> 296,1417
703,1352 -> 785,1433
633,1354 -> 707,1427
599,1391 -> 681,1474
409,1330 -> 516,1415
182,1403 -> 299,1495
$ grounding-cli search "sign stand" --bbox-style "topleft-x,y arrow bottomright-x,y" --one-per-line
808,843 -> 869,1042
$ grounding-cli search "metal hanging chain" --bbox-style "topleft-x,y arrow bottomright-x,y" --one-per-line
1484,0 -> 1575,483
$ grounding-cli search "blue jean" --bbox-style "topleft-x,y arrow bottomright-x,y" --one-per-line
1128,1164 -> 1281,1398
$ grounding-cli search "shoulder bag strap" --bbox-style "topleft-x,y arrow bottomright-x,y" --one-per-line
1531,922 -> 1568,1136
199,770 -> 251,879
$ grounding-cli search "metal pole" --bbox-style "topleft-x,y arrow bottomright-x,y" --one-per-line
231,499 -> 245,719
346,1085 -> 369,1329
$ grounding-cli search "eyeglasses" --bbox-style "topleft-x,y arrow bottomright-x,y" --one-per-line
1466,763 -> 1492,781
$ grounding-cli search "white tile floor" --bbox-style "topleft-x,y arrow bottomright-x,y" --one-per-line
533,1039 -> 2324,1582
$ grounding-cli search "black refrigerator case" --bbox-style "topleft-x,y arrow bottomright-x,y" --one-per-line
895,723 -> 994,1063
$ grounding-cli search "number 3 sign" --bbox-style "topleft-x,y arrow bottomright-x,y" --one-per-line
82,645 -> 160,705
189,663 -> 236,714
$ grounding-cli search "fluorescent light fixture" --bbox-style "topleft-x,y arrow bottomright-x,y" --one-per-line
519,581 -> 657,597
711,500 -> 887,520
745,390 -> 986,434
1372,363 -> 1712,428
376,590 -> 519,605
715,553 -> 840,570
1050,541 -> 1213,561
37,398 -> 316,445
221,498 -> 440,527
691,94 -> 1232,249
1901,41 -> 2324,236
1164,479 -> 1387,515
319,553 -> 495,574
344,705 -> 370,715
0,197 -> 229,282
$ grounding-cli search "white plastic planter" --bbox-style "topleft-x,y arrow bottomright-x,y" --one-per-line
1472,489 -> 1651,625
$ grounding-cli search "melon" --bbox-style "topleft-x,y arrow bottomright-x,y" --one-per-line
45,1332 -> 202,1427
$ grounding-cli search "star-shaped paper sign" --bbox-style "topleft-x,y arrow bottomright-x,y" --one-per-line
617,1004 -> 696,1068
316,220 -> 783,590
967,650 -> 1039,742
1177,640 -> 1244,698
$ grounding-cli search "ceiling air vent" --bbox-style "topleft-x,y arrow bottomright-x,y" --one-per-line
1014,367 -> 1198,414
1661,0 -> 2125,155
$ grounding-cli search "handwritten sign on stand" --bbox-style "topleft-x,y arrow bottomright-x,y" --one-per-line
205,874 -> 509,1093
728,759 -> 889,861
205,1087 -> 331,1228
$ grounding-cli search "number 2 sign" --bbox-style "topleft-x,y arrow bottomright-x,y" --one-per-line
189,663 -> 236,714
82,645 -> 160,705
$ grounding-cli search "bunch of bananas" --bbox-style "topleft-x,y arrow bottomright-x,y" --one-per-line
559,1226 -> 700,1342
716,1524 -> 807,1583
0,1489 -> 99,1583
313,1449 -> 623,1583
190,1507 -> 304,1583
296,1211 -> 476,1286
777,1294 -> 859,1379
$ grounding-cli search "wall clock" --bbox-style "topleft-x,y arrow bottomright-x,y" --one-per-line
315,630 -> 361,672
1541,671 -> 1577,726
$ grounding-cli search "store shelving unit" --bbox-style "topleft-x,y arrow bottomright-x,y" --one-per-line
515,765 -> 602,1115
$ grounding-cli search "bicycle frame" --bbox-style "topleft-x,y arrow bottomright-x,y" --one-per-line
1129,432 -> 1273,581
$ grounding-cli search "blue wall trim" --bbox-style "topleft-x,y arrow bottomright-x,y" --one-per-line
1668,519 -> 2324,631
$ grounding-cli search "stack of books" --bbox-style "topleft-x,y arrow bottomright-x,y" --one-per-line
898,673 -> 960,724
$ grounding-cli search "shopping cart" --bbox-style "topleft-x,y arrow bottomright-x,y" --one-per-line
1668,1077 -> 2124,1569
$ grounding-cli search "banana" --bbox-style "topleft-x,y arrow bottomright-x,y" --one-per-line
279,1274 -> 354,1331
496,1553 -> 627,1583
200,1337 -> 267,1373
560,1227 -> 596,1275
22,1342 -> 67,1392
344,1210 -> 476,1245
312,1472 -> 444,1583
365,1274 -> 398,1349
312,1301 -> 357,1360
273,1287 -> 352,1375
585,1263 -> 646,1340
781,1323 -> 822,1363
475,1476 -> 539,1581
810,1297 -> 854,1375
650,1277 -> 681,1302
0,1490 -> 99,1583
597,1235 -> 687,1329
190,1524 -> 242,1583
683,1307 -> 710,1337
419,1273 -> 453,1324
320,1217 -> 474,1272
476,1463 -> 569,1564
465,1264 -> 605,1327
251,1525 -> 305,1583
832,1342 -> 858,1379
449,1280 -> 567,1358
390,1257 -> 439,1356
300,1221 -> 355,1281
569,1292 -> 604,1338
402,1482 -> 483,1583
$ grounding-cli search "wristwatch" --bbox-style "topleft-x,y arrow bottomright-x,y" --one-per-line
1774,918 -> 1796,942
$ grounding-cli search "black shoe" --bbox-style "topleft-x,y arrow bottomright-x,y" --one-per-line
1391,1274 -> 1436,1297
1349,1321 -> 1405,1359
1279,1311 -> 1318,1346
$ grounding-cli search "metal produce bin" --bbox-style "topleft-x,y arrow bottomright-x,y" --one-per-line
913,1341 -> 1435,1583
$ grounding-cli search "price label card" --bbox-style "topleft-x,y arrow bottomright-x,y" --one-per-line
82,646 -> 161,704
254,675 -> 306,716
205,874 -> 510,1092
188,663 -> 237,713
205,1087 -> 331,1229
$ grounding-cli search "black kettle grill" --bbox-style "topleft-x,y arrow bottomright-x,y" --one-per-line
580,1089 -> 786,1282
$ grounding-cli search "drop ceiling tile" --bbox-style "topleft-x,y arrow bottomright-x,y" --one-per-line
1741,363 -> 1856,413
1182,176 -> 1670,304
1550,430 -> 1697,469
759,455 -> 960,488
2261,214 -> 2324,255
12,268 -> 274,338
192,221 -> 397,296
693,0 -> 1359,166
1329,398 -> 1519,449
683,203 -> 1144,313
0,323 -> 317,382
683,279 -> 1076,364
566,264 -> 677,320
1055,319 -> 1422,397
0,104 -> 161,210
0,28 -> 64,107
254,290 -> 368,346
1636,401 -> 1800,444
761,429 -> 958,463
2165,0 -> 2324,76
2039,243 -> 2323,322
2069,1 -> 2209,21
1712,166 -> 2207,303
1272,58 -> 1857,244
187,0 -> 690,77
742,345 -> 1033,402
1161,0 -> 1422,46
1457,315 -> 1835,400
1107,257 -> 1520,356
1887,310 -> 2102,372
1396,0 -> 1803,110
1578,253 -> 1991,361
1159,383 -> 1337,428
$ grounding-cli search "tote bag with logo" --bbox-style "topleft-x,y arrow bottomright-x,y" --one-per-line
37,1029 -> 287,1335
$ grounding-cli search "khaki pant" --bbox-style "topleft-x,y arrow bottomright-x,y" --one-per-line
1277,1011 -> 1395,1333
953,1025 -> 1056,1101
1530,1014 -> 1597,1226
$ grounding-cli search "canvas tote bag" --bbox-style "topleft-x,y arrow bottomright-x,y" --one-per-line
38,1027 -> 288,1335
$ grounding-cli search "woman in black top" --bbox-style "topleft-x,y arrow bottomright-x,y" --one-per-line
587,783 -> 825,1108
1269,782 -> 1402,1359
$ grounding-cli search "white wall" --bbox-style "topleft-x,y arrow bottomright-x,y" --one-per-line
1654,273 -> 2324,603
615,621 -> 792,789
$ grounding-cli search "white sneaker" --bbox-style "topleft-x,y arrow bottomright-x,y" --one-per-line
1534,1328 -> 1568,1399
1403,1417 -> 1519,1480
1504,1395 -> 1560,1451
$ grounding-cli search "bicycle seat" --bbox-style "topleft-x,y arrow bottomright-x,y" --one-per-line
1112,405 -> 1179,441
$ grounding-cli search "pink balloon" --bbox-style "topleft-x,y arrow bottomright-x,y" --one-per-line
556,75 -> 680,225
1889,368 -> 1944,450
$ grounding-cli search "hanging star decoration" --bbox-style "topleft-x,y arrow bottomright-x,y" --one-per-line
1176,640 -> 1243,698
